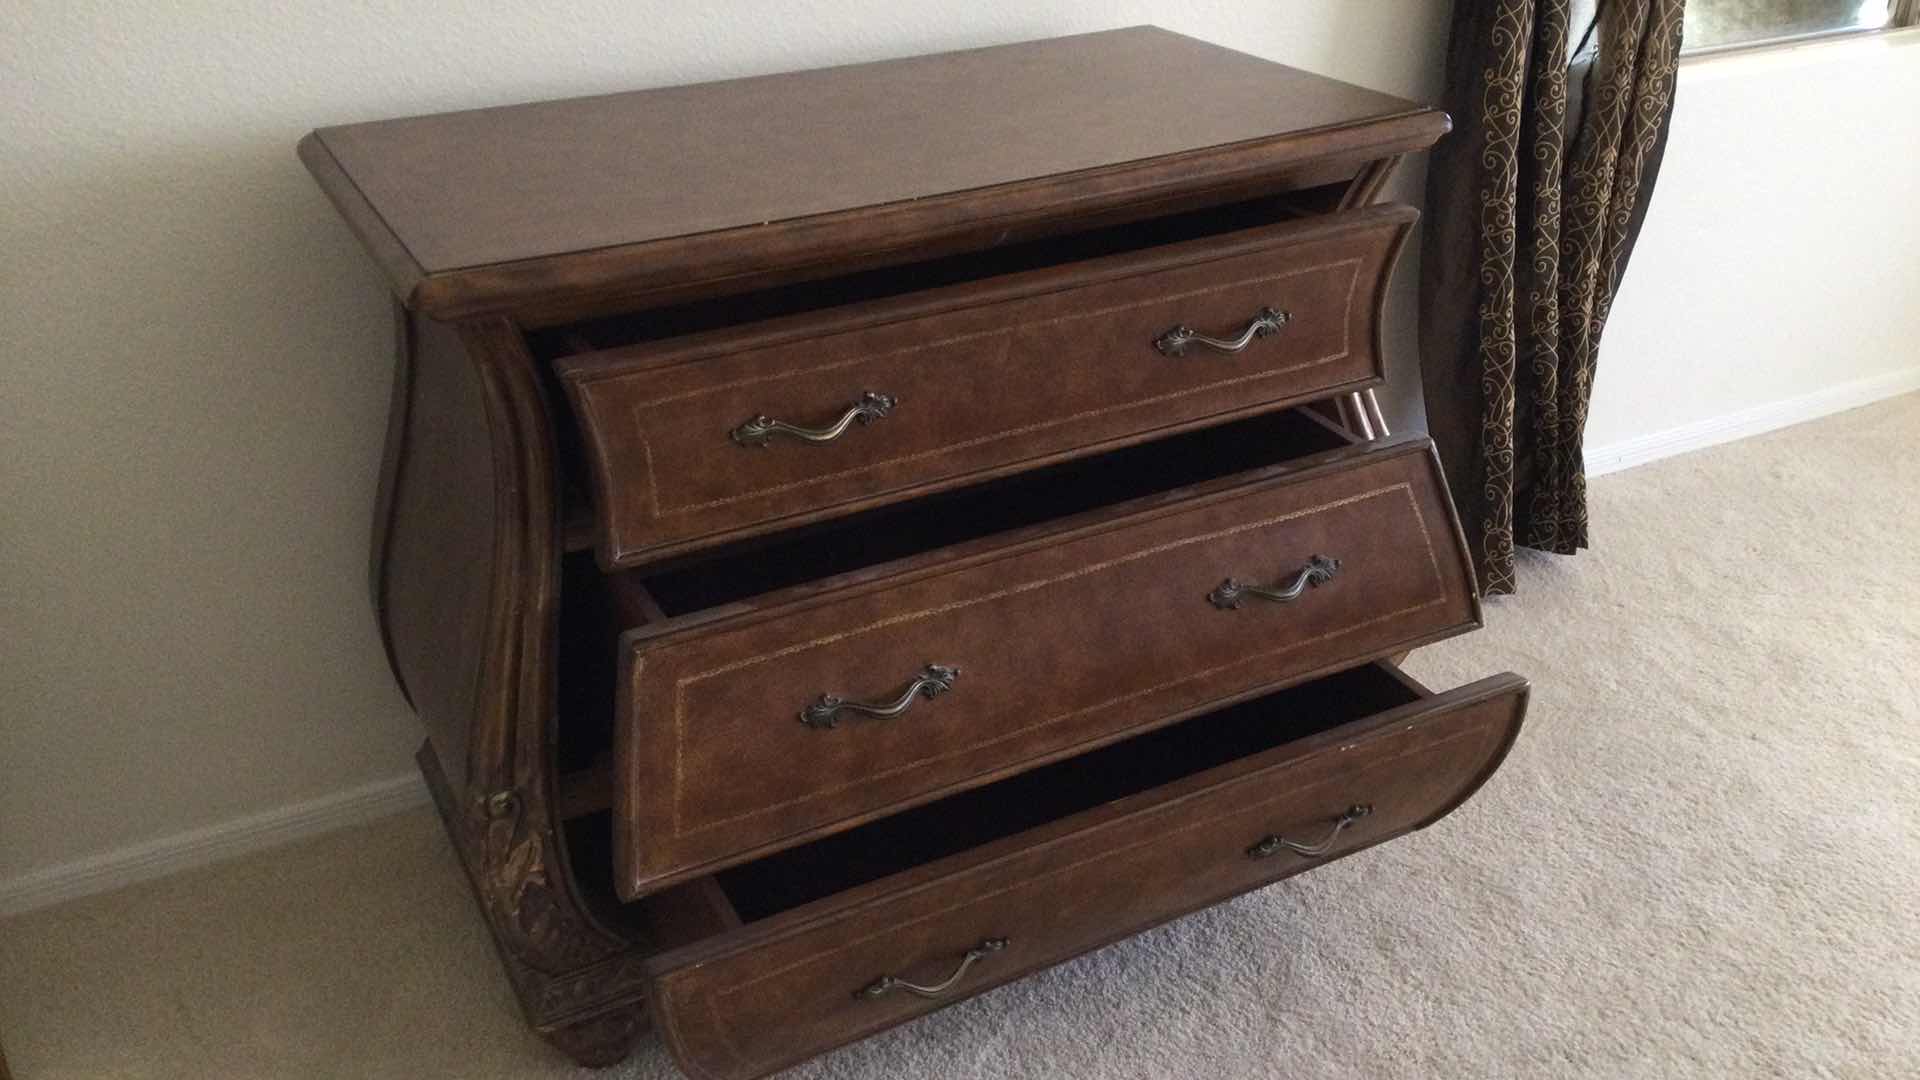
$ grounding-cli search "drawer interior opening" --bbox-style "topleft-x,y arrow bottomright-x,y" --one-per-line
526,185 -> 1350,362
710,662 -> 1420,923
615,406 -> 1350,620
559,662 -> 1422,938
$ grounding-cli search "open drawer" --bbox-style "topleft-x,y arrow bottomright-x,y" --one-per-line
552,203 -> 1416,567
590,409 -> 1482,897
630,661 -> 1527,1080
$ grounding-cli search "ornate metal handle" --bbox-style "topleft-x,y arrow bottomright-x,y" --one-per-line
1154,306 -> 1292,357
1209,554 -> 1341,610
856,938 -> 1010,1000
1247,805 -> 1372,859
731,390 -> 897,447
800,663 -> 959,730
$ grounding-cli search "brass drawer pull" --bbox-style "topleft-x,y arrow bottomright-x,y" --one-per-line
857,937 -> 1010,1000
800,663 -> 959,729
730,390 -> 897,447
1209,554 -> 1341,610
1247,805 -> 1372,859
1154,306 -> 1292,357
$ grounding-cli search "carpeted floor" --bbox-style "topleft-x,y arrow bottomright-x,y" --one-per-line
3,394 -> 1916,1079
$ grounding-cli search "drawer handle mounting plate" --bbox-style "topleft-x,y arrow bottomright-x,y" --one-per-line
857,937 -> 1010,1000
1154,306 -> 1292,357
1248,804 -> 1373,859
801,663 -> 959,729
731,390 -> 897,447
1209,554 -> 1341,610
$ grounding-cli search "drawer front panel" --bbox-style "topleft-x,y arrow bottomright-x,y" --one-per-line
644,672 -> 1528,1080
614,438 -> 1478,897
561,206 -> 1415,566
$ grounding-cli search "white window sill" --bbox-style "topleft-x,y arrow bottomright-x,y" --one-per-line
1680,23 -> 1919,81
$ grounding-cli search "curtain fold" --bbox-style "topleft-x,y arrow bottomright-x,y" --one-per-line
1420,0 -> 1684,595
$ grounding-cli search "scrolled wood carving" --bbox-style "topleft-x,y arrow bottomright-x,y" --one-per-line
473,787 -> 619,975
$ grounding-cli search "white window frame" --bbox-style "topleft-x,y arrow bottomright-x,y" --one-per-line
1682,0 -> 1920,58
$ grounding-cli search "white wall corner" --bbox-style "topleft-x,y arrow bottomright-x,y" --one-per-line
0,774 -> 430,918
1586,367 -> 1920,477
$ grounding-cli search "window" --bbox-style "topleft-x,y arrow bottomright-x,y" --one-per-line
1683,0 -> 1917,53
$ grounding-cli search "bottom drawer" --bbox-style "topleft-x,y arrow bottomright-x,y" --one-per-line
638,663 -> 1527,1080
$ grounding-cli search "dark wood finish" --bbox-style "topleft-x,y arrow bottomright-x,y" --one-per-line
376,307 -> 644,1046
299,27 -> 1515,1075
370,314 -> 490,785
301,27 -> 1448,322
643,877 -> 744,946
1339,154 -> 1407,212
296,136 -> 427,304
560,206 -> 1415,567
318,28 -> 1424,272
644,666 -> 1528,1080
556,753 -> 614,822
561,500 -> 597,554
419,742 -> 643,1057
541,1008 -> 649,1069
609,435 -> 1479,897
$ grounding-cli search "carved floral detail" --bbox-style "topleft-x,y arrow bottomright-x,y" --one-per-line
472,788 -> 619,975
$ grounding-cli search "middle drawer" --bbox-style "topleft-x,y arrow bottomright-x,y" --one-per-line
603,409 -> 1479,898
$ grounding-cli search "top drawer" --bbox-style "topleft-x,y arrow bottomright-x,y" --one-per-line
556,204 -> 1415,567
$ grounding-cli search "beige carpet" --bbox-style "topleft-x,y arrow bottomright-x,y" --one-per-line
4,394 -> 1917,1079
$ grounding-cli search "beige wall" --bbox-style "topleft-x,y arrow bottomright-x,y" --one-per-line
0,2 -> 1451,888
1586,33 -> 1920,454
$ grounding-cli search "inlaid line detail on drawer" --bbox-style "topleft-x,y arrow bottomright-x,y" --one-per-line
662,481 -> 1444,838
608,257 -> 1363,518
665,717 -> 1502,1069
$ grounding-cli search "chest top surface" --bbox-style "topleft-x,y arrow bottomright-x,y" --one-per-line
302,26 -> 1445,319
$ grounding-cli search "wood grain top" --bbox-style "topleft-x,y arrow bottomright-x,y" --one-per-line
302,27 -> 1447,319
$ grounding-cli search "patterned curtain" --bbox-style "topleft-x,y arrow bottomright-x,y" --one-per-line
1419,0 -> 1685,595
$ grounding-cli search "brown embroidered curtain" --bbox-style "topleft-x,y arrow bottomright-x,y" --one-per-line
1420,0 -> 1684,595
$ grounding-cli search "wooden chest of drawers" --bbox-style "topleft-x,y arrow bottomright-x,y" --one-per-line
302,26 -> 1526,1077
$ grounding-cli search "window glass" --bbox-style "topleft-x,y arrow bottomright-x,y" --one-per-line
1684,0 -> 1892,52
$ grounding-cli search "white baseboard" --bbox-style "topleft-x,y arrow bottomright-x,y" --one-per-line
0,773 -> 429,918
4,369 -> 1915,920
1585,367 -> 1920,477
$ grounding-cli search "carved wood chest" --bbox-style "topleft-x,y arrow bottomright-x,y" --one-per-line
301,26 -> 1527,1077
